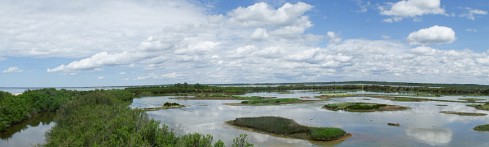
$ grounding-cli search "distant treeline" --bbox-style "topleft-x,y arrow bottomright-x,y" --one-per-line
127,82 -> 489,96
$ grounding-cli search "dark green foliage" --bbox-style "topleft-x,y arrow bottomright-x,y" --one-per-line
240,98 -> 302,105
44,89 -> 251,147
323,102 -> 409,112
231,116 -> 310,135
310,127 -> 346,141
163,102 -> 181,107
0,89 -> 75,131
474,124 -> 489,131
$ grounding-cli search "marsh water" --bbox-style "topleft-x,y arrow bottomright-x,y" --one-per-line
131,90 -> 489,147
0,112 -> 55,147
2,90 -> 489,146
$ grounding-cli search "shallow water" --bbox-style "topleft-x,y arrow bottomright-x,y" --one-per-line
0,113 -> 55,147
131,91 -> 489,147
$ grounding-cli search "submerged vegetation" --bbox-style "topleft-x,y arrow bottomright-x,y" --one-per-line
227,116 -> 348,141
474,124 -> 489,131
439,111 -> 487,116
323,102 -> 410,112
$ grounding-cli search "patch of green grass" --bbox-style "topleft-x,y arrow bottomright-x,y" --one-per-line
228,116 -> 348,141
240,98 -> 302,105
323,102 -> 410,112
391,97 -> 426,102
474,124 -> 489,131
310,127 -> 346,141
232,96 -> 270,100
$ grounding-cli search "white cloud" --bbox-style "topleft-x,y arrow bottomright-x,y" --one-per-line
3,67 -> 23,73
47,51 -> 149,72
228,2 -> 312,27
43,2 -> 489,84
460,7 -> 487,20
407,25 -> 456,45
0,0 -> 206,58
326,31 -> 342,44
118,72 -> 127,75
379,0 -> 445,22
250,28 -> 270,40
97,76 -> 105,80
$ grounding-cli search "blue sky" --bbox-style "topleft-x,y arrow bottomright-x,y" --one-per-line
1,0 -> 488,87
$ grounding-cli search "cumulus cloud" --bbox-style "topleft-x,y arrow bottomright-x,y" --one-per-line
44,2 -> 489,84
326,31 -> 342,44
459,7 -> 487,20
407,25 -> 456,45
3,67 -> 23,73
0,0 -> 206,58
379,0 -> 445,22
48,51 -> 149,72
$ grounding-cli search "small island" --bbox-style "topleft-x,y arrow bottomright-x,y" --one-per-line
227,116 -> 350,142
226,98 -> 306,106
142,102 -> 185,111
474,124 -> 489,131
439,111 -> 487,116
322,102 -> 410,112
467,103 -> 489,111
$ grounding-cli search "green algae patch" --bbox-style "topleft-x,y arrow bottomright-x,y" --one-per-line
322,102 -> 410,112
227,116 -> 349,142
474,124 -> 489,131
439,111 -> 487,116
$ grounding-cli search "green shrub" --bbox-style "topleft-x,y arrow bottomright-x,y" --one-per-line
310,127 -> 346,141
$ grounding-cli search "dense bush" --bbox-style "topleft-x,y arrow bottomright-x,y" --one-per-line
0,88 -> 75,131
45,89 -> 252,146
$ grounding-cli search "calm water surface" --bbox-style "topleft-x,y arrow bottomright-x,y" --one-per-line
0,113 -> 55,147
131,91 -> 489,147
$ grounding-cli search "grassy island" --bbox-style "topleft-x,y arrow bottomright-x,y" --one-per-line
227,116 -> 349,141
225,98 -> 305,106
439,111 -> 487,116
467,103 -> 489,111
474,124 -> 489,131
322,102 -> 410,112
141,102 -> 185,111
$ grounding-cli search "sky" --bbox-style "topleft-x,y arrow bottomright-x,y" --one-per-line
0,0 -> 489,87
